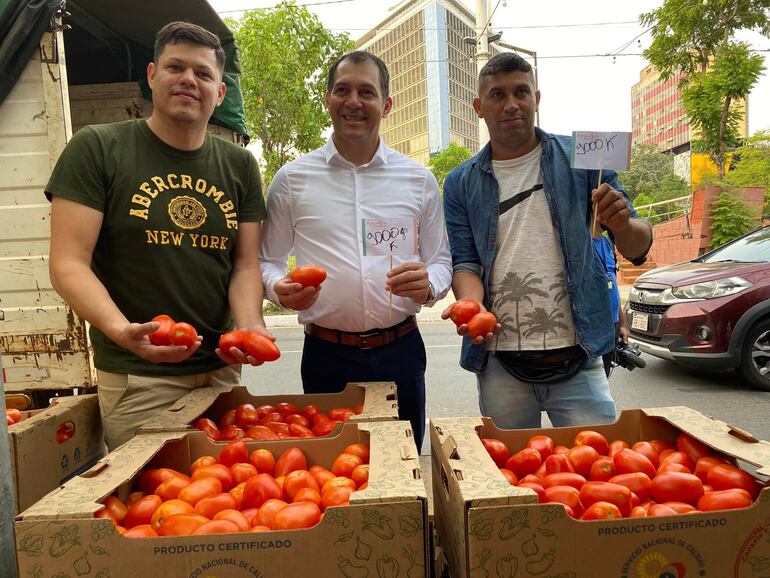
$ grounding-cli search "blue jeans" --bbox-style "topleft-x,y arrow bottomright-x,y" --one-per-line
478,353 -> 617,429
300,329 -> 427,447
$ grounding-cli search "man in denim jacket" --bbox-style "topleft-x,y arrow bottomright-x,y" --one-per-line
442,53 -> 652,428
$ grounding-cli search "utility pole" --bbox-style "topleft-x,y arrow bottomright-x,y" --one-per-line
474,0 -> 491,150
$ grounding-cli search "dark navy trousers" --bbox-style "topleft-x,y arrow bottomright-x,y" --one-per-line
300,328 -> 426,447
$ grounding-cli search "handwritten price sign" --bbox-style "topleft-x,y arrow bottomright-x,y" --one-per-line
570,131 -> 632,170
361,217 -> 418,256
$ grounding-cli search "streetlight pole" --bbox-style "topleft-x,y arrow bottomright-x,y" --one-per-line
474,0 -> 490,150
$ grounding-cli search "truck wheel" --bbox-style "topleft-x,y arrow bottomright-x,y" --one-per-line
740,319 -> 770,391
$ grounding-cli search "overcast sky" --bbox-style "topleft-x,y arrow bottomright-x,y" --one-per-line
210,0 -> 770,138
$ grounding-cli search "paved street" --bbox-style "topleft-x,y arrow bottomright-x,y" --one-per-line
243,318 -> 770,453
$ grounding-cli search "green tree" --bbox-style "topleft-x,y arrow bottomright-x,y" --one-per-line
428,142 -> 473,191
723,130 -> 770,213
641,0 -> 769,178
709,192 -> 758,248
227,2 -> 353,188
617,144 -> 689,201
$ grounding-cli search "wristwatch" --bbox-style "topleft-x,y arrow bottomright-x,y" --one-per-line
424,282 -> 435,304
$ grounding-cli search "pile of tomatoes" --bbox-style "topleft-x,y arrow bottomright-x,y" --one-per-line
480,430 -> 763,520
446,299 -> 497,339
94,441 -> 370,538
194,401 -> 364,441
6,408 -> 22,426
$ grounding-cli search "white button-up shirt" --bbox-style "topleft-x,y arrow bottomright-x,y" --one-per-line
260,137 -> 452,333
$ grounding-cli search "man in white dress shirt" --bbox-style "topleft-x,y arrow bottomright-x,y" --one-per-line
260,51 -> 452,446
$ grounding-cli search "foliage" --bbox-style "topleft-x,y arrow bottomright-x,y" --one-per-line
709,192 -> 758,248
227,2 -> 353,188
641,0 -> 769,178
723,130 -> 770,213
428,142 -> 473,191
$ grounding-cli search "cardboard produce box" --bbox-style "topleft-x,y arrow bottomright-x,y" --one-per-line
138,381 -> 398,434
431,407 -> 770,578
9,394 -> 103,512
15,421 -> 429,578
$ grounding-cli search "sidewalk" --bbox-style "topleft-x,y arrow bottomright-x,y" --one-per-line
264,285 -> 633,328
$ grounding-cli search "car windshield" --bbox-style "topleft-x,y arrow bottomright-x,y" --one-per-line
701,227 -> 770,263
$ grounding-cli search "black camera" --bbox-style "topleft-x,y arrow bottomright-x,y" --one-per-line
614,338 -> 646,371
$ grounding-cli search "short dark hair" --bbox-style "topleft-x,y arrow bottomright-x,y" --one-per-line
478,52 -> 534,91
327,51 -> 390,100
154,21 -> 225,75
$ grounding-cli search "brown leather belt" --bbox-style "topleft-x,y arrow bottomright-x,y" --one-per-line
305,316 -> 417,350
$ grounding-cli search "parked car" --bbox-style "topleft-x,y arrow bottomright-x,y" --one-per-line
626,226 -> 770,391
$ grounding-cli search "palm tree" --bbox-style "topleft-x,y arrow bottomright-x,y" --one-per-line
494,310 -> 518,347
549,272 -> 568,305
493,271 -> 549,350
521,307 -> 569,349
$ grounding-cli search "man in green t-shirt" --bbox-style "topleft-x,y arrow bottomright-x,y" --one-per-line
46,22 -> 268,450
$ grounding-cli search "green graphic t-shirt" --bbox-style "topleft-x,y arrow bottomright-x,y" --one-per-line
46,119 -> 266,376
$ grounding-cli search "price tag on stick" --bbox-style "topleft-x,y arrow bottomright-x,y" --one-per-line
571,131 -> 632,236
362,218 -> 419,319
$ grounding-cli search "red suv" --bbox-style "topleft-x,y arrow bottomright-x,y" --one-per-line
626,226 -> 770,391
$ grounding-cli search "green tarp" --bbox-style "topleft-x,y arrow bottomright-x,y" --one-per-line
0,0 -> 247,137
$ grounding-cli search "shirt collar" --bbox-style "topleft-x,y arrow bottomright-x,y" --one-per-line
323,135 -> 389,168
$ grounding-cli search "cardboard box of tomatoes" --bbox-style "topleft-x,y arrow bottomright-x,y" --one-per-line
9,394 -> 103,512
430,407 -> 770,578
15,421 -> 429,578
137,381 -> 399,438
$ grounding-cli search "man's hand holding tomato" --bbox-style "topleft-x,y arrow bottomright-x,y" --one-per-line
216,326 -> 276,366
441,300 -> 501,345
118,320 -> 203,364
386,262 -> 433,304
275,265 -> 327,311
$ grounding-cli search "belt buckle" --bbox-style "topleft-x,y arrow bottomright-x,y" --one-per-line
357,330 -> 382,350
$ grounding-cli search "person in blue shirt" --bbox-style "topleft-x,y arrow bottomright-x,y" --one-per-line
593,233 -> 630,376
441,52 -> 651,429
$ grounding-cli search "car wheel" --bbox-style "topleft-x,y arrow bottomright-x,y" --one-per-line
740,319 -> 770,391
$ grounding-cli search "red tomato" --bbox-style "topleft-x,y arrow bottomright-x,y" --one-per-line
609,472 -> 652,502
647,503 -> 678,517
613,449 -> 656,478
579,481 -> 633,517
193,418 -> 221,441
589,456 -> 616,482
235,404 -> 260,429
289,265 -> 327,288
631,441 -> 660,468
149,314 -> 175,346
55,421 -> 75,444
664,501 -> 697,514
574,430 -> 609,456
657,462 -> 691,474
122,524 -> 158,538
302,405 -> 321,421
321,486 -> 353,510
157,513 -> 209,536
231,462 -> 258,485
312,420 -> 341,437
693,455 -> 730,482
242,473 -> 283,509
150,499 -> 194,530
466,311 -> 498,338
629,506 -> 648,518
193,519 -> 241,535
659,450 -> 695,472
517,482 -> 545,502
243,332 -> 281,362
273,501 -> 322,529
499,468 -> 518,485
250,448 -> 277,475
246,425 -> 280,441
218,409 -> 237,429
94,508 -> 117,525
284,470 -> 320,501
103,496 -> 128,523
191,455 -> 217,472
178,477 -> 223,506
650,472 -> 705,505
170,322 -> 197,347
123,494 -> 163,529
706,463 -> 760,499
274,402 -> 300,416
139,468 -> 189,495
294,488 -> 323,507
327,407 -> 354,421
649,439 -> 676,454
481,438 -> 510,468
697,488 -> 754,511
6,408 -> 22,425
218,439 -> 249,468
192,464 -> 234,491
542,473 -> 586,490
567,445 -> 600,477
310,466 -> 336,489
543,485 -> 583,517
261,412 -> 285,424
265,421 -> 290,436
581,501 -> 622,520
527,435 -> 554,460
343,443 -> 370,464
608,440 -> 630,457
288,423 -> 315,438
447,299 -> 482,326
258,498 -> 288,528
219,425 -> 246,441
544,453 -> 575,475
332,453 -> 363,478
505,448 -> 541,478
286,413 -> 311,428
677,432 -> 714,463
214,509 -> 251,532
219,329 -> 247,352
155,476 -> 190,502
275,448 -> 308,478
194,492 -> 239,518
256,405 -> 276,418
553,445 -> 570,455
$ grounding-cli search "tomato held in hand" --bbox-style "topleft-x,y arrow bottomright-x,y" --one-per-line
448,299 -> 481,326
290,265 -> 327,288
170,322 -> 198,347
243,332 -> 281,362
149,314 -> 175,346
219,329 -> 247,352
466,311 -> 498,339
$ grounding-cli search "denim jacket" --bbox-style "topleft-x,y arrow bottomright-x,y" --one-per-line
443,128 -> 641,374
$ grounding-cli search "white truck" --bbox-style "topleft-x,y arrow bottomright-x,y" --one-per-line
0,1 -> 247,405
